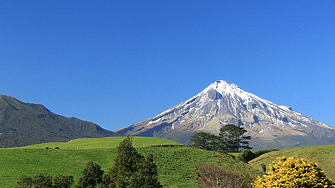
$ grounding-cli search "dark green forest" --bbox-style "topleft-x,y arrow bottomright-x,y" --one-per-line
0,95 -> 118,147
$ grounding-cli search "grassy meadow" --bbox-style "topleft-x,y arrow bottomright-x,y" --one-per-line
21,136 -> 182,149
0,136 -> 260,187
249,144 -> 335,180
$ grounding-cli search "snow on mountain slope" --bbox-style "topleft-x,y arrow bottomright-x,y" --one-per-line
116,80 -> 335,150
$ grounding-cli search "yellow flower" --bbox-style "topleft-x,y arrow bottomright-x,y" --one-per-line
252,156 -> 335,188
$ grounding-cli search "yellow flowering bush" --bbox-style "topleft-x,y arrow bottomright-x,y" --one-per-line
252,156 -> 335,188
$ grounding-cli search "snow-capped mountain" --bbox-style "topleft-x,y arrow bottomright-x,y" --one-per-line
116,80 -> 335,150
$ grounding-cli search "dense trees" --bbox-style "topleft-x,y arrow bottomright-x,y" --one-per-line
252,156 -> 335,187
190,124 -> 251,153
16,173 -> 74,188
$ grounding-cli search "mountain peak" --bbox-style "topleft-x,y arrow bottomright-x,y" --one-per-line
214,80 -> 228,84
116,81 -> 335,150
205,80 -> 248,102
210,80 -> 241,91
213,80 -> 229,87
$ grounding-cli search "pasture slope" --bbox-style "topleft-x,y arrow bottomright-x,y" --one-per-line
249,144 -> 335,181
0,136 -> 260,187
20,136 -> 181,149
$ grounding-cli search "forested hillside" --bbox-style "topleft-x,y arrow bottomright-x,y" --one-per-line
0,95 -> 118,147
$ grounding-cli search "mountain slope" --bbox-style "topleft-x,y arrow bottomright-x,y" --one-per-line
0,95 -> 118,147
116,80 -> 335,150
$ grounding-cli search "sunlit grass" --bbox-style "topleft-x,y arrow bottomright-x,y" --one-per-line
21,136 -> 181,149
1,137 -> 260,188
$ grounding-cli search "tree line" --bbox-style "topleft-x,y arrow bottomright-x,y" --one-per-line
190,124 -> 251,153
16,135 -> 162,188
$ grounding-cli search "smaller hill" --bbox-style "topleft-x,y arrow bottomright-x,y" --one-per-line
249,144 -> 335,180
22,136 -> 182,149
0,95 -> 118,147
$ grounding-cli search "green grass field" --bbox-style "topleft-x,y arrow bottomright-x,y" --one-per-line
249,144 -> 335,180
0,136 -> 260,187
21,136 -> 181,149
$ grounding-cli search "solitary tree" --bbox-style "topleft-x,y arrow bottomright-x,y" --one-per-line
190,132 -> 220,151
76,161 -> 104,188
105,135 -> 143,187
219,124 -> 251,152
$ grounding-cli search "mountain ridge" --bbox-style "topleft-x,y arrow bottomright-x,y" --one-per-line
0,94 -> 118,147
116,80 -> 335,150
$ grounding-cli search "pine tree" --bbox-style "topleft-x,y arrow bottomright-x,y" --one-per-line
219,124 -> 251,152
104,135 -> 162,188
106,135 -> 144,188
128,154 -> 163,188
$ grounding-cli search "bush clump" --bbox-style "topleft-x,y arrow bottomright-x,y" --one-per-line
238,149 -> 280,163
195,164 -> 255,188
16,173 -> 73,188
252,156 -> 335,187
238,150 -> 256,163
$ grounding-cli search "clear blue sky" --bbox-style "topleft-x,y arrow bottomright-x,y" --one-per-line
1,1 -> 334,131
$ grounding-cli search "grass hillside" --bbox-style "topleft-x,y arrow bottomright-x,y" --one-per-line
21,136 -> 181,149
249,144 -> 335,180
0,136 -> 260,187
